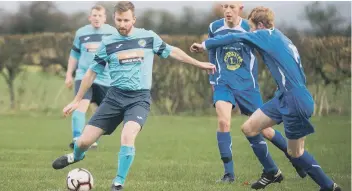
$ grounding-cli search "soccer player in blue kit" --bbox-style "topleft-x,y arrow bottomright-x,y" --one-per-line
191,6 -> 341,191
65,5 -> 117,149
52,2 -> 216,191
191,1 -> 305,183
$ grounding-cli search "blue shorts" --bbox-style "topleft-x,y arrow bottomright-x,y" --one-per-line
261,87 -> 315,140
88,87 -> 151,135
75,80 -> 109,106
213,85 -> 263,116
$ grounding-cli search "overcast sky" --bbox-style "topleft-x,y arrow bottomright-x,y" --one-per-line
1,1 -> 351,28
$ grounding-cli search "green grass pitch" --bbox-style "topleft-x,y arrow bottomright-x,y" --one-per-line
0,114 -> 350,191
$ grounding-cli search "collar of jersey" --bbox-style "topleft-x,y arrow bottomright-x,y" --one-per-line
223,17 -> 243,29
252,27 -> 275,33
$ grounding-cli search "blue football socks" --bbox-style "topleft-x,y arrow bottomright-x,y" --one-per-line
217,132 -> 234,177
247,134 -> 278,173
72,110 -> 85,140
114,146 -> 136,185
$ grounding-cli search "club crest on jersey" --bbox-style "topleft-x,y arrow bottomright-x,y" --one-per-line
224,51 -> 243,71
138,39 -> 147,48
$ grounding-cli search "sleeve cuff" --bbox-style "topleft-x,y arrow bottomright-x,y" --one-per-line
70,51 -> 80,60
89,63 -> 104,74
162,44 -> 173,58
202,41 -> 207,50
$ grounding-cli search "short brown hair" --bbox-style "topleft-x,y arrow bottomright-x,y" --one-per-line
248,6 -> 275,29
114,1 -> 135,15
91,4 -> 106,13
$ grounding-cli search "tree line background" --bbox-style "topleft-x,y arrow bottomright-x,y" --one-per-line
0,2 -> 350,116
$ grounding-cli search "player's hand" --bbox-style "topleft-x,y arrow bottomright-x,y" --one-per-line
63,101 -> 80,117
198,62 -> 216,74
65,75 -> 74,89
190,43 -> 205,53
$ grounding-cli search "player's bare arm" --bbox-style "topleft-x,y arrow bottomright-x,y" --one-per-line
169,47 -> 216,74
65,56 -> 78,89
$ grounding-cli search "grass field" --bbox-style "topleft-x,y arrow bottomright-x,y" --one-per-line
0,114 -> 350,191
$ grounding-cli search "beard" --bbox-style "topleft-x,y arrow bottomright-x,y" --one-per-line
118,27 -> 132,36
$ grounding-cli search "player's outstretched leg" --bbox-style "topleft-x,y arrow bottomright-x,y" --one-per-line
111,121 -> 141,191
288,138 -> 341,191
241,109 -> 284,190
262,128 -> 307,178
53,125 -> 103,170
215,101 -> 235,183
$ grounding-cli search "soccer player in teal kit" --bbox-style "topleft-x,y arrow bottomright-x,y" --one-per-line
52,2 -> 216,191
191,6 -> 341,191
65,5 -> 117,149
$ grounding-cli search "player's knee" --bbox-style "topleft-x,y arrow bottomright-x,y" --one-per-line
241,122 -> 255,137
287,148 -> 305,158
261,128 -> 275,140
121,121 -> 141,145
121,133 -> 134,145
218,118 -> 231,132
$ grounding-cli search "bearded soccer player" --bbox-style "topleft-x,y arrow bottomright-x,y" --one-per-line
52,2 -> 216,191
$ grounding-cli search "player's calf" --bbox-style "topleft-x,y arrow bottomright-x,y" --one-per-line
263,128 -> 307,178
216,131 -> 235,182
54,125 -> 103,170
241,110 -> 284,189
75,125 -> 104,149
288,139 -> 337,190
113,121 -> 140,188
76,136 -> 95,150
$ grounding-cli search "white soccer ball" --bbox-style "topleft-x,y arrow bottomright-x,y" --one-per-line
66,168 -> 94,191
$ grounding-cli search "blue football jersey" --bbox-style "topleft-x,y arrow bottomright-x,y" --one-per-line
207,18 -> 259,90
70,24 -> 117,87
90,28 -> 173,91
204,28 -> 306,93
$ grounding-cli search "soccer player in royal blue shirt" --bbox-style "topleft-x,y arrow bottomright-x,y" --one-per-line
193,2 -> 305,183
191,6 -> 341,191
